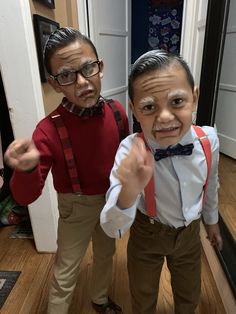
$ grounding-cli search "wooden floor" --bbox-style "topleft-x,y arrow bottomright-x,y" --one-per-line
218,153 -> 236,241
1,153 -> 234,314
0,227 -> 225,314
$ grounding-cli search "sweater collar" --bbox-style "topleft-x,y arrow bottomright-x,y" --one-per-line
62,97 -> 104,118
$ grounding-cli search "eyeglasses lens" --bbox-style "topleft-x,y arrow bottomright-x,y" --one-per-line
57,61 -> 100,86
81,62 -> 99,78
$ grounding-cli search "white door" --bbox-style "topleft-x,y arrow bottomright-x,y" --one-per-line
78,0 -> 132,125
181,1 -> 208,123
214,0 -> 236,159
181,1 -> 208,87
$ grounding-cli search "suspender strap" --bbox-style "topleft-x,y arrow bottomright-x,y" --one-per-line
50,110 -> 82,193
192,125 -> 212,206
107,99 -> 126,142
138,132 -> 157,220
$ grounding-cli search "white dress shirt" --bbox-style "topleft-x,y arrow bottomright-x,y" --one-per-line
100,126 -> 219,238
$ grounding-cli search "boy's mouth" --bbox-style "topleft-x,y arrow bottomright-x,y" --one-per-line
152,125 -> 180,133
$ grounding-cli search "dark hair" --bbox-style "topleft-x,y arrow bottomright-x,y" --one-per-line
44,27 -> 99,75
128,49 -> 195,102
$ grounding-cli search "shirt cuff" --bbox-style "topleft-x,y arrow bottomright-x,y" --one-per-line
202,209 -> 219,225
100,186 -> 140,238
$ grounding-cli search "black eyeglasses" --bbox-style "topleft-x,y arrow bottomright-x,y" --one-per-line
50,60 -> 101,86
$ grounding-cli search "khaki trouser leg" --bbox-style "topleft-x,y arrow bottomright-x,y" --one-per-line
128,211 -> 201,314
90,222 -> 115,304
47,193 -> 108,314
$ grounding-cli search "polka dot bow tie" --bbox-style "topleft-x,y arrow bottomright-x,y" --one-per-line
154,143 -> 194,161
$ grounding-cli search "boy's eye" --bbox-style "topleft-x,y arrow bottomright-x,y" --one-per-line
58,72 -> 75,80
172,98 -> 183,106
82,63 -> 94,76
140,104 -> 157,115
61,72 -> 73,78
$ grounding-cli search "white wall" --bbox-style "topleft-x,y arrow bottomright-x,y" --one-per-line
0,0 -> 58,252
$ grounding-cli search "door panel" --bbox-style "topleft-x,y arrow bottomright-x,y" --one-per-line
215,24 -> 236,159
180,0 -> 208,123
87,0 -> 131,118
181,0 -> 208,85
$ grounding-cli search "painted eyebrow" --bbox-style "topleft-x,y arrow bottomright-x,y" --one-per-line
168,90 -> 188,98
139,97 -> 155,106
56,66 -> 75,75
56,60 -> 95,75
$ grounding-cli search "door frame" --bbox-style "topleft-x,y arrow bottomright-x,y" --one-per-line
77,0 -> 89,35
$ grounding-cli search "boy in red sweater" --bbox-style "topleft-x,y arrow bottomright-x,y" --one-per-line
5,27 -> 129,314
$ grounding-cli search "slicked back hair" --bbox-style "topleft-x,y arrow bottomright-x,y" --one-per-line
128,49 -> 195,102
44,27 -> 99,75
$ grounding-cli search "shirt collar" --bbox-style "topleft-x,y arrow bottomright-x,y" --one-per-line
61,97 -> 104,117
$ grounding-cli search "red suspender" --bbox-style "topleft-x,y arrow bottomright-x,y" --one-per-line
192,125 -> 212,206
50,110 -> 82,194
139,127 -> 211,221
106,99 -> 126,142
138,133 -> 157,222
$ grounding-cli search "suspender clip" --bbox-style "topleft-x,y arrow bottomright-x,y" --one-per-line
51,114 -> 60,119
149,217 -> 155,224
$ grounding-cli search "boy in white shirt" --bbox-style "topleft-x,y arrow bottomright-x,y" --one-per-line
100,50 -> 223,314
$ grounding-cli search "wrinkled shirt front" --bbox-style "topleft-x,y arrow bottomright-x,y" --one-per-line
100,126 -> 219,238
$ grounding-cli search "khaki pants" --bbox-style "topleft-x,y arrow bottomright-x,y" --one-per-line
128,210 -> 201,314
47,193 -> 115,314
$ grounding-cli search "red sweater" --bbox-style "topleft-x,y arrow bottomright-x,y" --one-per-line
10,100 -> 129,205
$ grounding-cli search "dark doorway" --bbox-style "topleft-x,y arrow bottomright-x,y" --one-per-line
196,0 -> 230,126
0,72 -> 14,201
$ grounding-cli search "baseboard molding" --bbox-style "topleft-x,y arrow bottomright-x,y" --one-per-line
200,222 -> 236,313
218,133 -> 236,159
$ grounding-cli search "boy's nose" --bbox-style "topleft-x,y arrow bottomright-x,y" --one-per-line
76,72 -> 88,86
157,108 -> 174,122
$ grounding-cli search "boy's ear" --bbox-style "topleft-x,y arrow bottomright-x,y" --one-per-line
192,86 -> 200,111
129,100 -> 140,122
48,76 -> 62,93
98,59 -> 104,79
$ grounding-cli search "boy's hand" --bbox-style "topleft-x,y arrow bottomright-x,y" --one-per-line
4,139 -> 40,172
205,223 -> 223,251
117,136 -> 154,208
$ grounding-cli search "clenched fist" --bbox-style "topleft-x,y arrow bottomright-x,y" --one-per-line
4,138 -> 40,172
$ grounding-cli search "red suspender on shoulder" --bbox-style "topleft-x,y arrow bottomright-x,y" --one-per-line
106,99 -> 126,142
192,125 -> 212,206
50,110 -> 82,194
138,126 -> 211,221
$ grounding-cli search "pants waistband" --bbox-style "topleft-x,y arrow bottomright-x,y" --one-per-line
136,210 -> 200,232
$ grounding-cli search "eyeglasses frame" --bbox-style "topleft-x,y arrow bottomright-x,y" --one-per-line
50,60 -> 101,86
